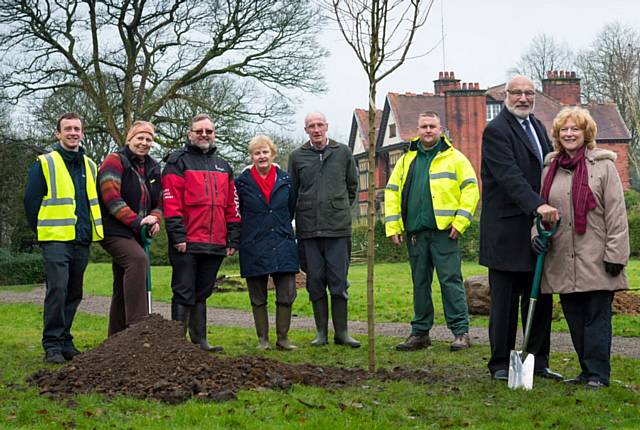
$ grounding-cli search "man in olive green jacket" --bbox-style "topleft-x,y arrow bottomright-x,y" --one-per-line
288,112 -> 360,348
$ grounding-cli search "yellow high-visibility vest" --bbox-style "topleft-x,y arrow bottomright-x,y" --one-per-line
37,151 -> 103,242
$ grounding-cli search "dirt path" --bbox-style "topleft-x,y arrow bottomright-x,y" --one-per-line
1,287 -> 639,359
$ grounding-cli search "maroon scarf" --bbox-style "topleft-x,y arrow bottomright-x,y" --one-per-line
540,145 -> 596,234
250,165 -> 276,203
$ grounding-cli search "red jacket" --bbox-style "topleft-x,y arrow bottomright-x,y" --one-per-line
162,143 -> 240,254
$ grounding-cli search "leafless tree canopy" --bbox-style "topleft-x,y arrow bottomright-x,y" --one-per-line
576,23 -> 640,172
512,34 -> 574,87
0,0 -> 326,148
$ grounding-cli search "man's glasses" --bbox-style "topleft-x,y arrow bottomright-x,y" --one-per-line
507,89 -> 535,98
191,128 -> 214,135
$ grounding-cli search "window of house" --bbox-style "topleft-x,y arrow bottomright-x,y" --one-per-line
486,102 -> 502,121
389,123 -> 396,138
359,203 -> 368,217
358,158 -> 369,190
388,150 -> 403,170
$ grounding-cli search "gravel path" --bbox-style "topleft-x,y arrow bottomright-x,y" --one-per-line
1,287 -> 638,359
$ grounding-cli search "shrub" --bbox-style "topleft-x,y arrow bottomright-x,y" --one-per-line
628,211 -> 640,257
0,248 -> 44,285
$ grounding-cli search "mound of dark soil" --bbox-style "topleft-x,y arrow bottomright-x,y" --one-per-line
613,291 -> 640,316
27,314 -> 433,404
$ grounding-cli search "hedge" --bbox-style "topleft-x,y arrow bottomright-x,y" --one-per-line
0,248 -> 45,286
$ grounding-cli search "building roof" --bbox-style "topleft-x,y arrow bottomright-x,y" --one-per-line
350,108 -> 383,151
386,92 -> 445,142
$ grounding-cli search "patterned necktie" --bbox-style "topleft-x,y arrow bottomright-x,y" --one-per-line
522,119 -> 543,166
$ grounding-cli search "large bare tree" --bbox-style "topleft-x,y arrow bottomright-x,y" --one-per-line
511,33 -> 574,87
0,0 -> 326,147
576,22 -> 640,174
326,0 -> 432,371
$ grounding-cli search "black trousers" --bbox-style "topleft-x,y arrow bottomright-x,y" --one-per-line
488,269 -> 553,374
298,237 -> 351,302
41,242 -> 89,353
168,248 -> 224,305
560,290 -> 614,385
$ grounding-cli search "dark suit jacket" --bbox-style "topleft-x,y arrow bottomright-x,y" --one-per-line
479,107 -> 552,272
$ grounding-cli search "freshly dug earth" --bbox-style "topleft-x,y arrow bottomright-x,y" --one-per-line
28,314 -> 438,404
613,290 -> 640,316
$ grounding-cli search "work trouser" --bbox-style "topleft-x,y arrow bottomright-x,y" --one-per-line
168,247 -> 224,305
101,236 -> 149,336
298,237 -> 351,302
41,242 -> 90,353
406,229 -> 469,336
487,269 -> 552,375
561,290 -> 614,385
246,273 -> 297,307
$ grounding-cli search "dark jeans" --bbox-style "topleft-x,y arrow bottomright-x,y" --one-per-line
41,242 -> 90,353
298,237 -> 351,302
168,247 -> 224,305
561,290 -> 614,385
406,229 -> 469,336
101,236 -> 149,336
487,269 -> 553,374
246,273 -> 297,307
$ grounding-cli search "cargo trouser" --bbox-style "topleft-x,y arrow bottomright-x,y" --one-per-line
406,229 -> 469,336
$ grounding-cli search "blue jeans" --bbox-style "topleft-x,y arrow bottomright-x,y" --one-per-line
41,242 -> 89,353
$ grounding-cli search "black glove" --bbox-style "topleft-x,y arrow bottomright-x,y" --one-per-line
604,261 -> 624,277
531,236 -> 548,255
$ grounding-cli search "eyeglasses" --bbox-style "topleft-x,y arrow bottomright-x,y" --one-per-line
507,89 -> 535,98
191,128 -> 214,135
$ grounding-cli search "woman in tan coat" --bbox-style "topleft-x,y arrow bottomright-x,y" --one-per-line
532,106 -> 629,389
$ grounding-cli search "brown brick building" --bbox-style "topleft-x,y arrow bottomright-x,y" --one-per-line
348,71 -> 632,216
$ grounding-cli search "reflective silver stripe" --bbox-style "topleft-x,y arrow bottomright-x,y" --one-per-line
434,209 -> 457,217
87,159 -> 97,179
457,209 -> 473,221
38,218 -> 76,227
89,198 -> 99,206
385,215 -> 401,222
460,178 -> 477,189
386,183 -> 399,191
94,218 -> 103,226
43,153 -> 58,199
41,198 -> 74,206
430,172 -> 457,180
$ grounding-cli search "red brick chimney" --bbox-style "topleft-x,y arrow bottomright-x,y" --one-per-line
434,71 -> 461,95
542,70 -> 581,105
444,82 -> 486,187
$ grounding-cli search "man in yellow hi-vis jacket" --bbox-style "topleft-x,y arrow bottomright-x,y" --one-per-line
24,112 -> 103,365
385,111 -> 479,352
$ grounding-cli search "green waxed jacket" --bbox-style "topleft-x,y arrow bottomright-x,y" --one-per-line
288,139 -> 358,239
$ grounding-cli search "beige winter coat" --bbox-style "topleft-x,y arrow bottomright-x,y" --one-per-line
535,148 -> 629,294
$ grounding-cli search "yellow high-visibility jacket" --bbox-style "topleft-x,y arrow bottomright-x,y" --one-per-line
384,135 -> 479,236
37,151 -> 103,242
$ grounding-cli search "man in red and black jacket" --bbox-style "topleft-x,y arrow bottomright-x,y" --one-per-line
162,113 -> 240,352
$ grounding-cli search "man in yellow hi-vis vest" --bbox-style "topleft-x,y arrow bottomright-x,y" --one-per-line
385,111 -> 479,353
24,112 -> 103,364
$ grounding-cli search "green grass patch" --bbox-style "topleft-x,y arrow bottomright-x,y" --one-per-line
0,303 -> 639,429
81,260 -> 640,337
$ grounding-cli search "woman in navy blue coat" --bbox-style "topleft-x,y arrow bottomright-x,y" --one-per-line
235,135 -> 299,350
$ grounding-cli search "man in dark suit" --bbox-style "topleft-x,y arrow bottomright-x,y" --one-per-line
480,75 -> 562,381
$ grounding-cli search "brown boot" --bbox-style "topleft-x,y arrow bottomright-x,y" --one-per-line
251,305 -> 270,350
396,333 -> 431,351
450,333 -> 471,351
275,304 -> 297,351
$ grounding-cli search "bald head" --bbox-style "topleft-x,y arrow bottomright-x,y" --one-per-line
304,111 -> 329,149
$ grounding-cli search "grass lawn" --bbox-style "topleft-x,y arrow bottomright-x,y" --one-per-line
69,259 -> 640,337
0,303 -> 639,429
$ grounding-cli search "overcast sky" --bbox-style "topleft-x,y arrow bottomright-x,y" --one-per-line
288,0 -> 640,143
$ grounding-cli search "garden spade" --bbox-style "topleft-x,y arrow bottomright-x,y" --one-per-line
140,225 -> 154,314
508,217 -> 559,390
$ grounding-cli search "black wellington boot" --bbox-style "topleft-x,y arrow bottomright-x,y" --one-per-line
171,302 -> 190,336
275,304 -> 297,351
189,302 -> 223,352
251,304 -> 270,350
331,297 -> 361,348
310,296 -> 329,346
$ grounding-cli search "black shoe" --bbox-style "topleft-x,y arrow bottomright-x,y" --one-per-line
534,368 -> 563,380
492,369 -> 508,381
396,334 -> 431,351
44,351 -> 66,365
61,347 -> 81,361
564,374 -> 588,385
